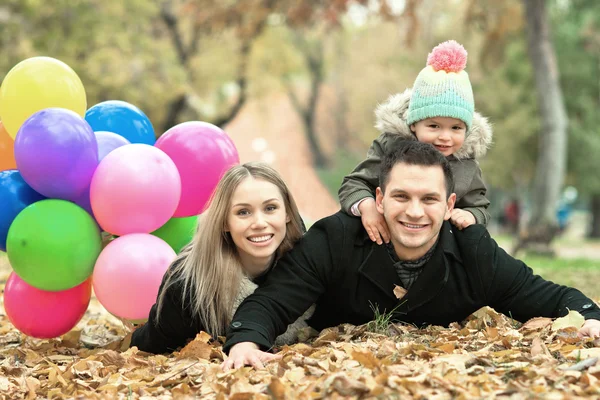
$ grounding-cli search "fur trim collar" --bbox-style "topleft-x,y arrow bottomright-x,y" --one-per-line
374,88 -> 493,159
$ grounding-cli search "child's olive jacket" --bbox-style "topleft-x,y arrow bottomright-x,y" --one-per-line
338,89 -> 493,225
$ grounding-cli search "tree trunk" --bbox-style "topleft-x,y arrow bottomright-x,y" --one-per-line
589,194 -> 600,238
515,0 -> 568,255
161,94 -> 187,135
285,33 -> 328,168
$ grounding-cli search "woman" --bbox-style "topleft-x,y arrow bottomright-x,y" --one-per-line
129,162 -> 312,353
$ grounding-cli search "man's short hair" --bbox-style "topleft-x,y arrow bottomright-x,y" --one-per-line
379,140 -> 455,198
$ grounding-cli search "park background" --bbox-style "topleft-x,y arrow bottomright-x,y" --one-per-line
1,0 -> 600,398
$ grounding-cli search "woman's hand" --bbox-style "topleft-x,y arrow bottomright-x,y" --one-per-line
221,342 -> 281,371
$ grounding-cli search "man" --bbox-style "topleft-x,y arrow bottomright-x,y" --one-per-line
222,140 -> 600,370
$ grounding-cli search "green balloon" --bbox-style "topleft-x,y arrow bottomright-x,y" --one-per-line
7,199 -> 102,291
151,215 -> 198,253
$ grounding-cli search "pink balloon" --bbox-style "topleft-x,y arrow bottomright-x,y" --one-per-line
92,234 -> 176,321
90,144 -> 181,236
4,273 -> 91,338
155,121 -> 239,217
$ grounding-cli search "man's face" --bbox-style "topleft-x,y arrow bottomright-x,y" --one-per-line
376,162 -> 456,260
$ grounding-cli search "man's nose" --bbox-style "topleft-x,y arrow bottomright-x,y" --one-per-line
405,200 -> 425,218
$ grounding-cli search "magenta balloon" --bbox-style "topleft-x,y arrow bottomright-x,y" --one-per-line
4,273 -> 91,338
94,131 -> 131,161
155,121 -> 239,217
92,234 -> 176,320
90,144 -> 182,235
13,108 -> 99,201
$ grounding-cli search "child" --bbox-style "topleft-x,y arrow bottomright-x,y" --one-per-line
338,40 -> 493,244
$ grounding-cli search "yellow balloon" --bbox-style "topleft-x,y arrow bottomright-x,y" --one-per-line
0,57 -> 87,139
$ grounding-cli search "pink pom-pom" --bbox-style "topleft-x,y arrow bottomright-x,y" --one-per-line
426,40 -> 467,73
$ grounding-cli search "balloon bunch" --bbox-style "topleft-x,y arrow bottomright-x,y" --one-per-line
0,57 -> 240,338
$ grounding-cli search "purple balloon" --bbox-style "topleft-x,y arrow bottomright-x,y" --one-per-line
95,131 -> 131,161
14,108 -> 99,202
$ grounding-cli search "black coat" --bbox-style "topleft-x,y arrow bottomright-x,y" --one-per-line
224,212 -> 600,353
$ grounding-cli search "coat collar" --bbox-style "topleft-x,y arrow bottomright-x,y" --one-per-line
356,221 -> 461,310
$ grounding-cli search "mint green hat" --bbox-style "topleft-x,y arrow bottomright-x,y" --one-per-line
407,40 -> 474,131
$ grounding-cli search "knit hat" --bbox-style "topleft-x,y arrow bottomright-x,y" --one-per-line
407,40 -> 474,131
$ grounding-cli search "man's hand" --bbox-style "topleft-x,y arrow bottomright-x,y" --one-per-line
221,342 -> 281,371
359,198 -> 390,245
578,319 -> 600,338
450,209 -> 476,230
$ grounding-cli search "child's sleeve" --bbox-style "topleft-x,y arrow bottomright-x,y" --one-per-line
338,133 -> 396,215
457,162 -> 491,226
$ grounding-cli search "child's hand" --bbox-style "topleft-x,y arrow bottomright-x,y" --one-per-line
450,209 -> 476,230
359,198 -> 390,245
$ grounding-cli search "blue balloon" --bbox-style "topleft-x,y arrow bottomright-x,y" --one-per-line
0,170 -> 46,251
85,100 -> 155,145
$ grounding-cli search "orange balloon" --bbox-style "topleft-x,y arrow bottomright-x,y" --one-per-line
0,121 -> 17,171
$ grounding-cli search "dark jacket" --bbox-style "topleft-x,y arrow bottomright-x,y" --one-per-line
338,89 -> 493,225
224,212 -> 600,353
131,260 -> 313,354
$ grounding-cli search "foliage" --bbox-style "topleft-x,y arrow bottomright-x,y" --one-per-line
552,0 -> 600,195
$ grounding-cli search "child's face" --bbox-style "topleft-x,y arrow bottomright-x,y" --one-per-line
410,117 -> 466,157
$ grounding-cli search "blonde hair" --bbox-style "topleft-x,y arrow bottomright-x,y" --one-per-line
156,162 -> 304,337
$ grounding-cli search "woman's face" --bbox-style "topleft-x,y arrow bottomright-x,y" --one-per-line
226,176 -> 290,277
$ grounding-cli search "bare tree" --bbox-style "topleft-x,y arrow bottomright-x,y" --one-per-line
514,0 -> 568,255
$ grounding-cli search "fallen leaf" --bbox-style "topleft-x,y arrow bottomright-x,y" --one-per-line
351,350 -> 380,369
521,317 -> 552,331
568,348 -> 600,360
393,285 -> 407,300
552,310 -> 585,331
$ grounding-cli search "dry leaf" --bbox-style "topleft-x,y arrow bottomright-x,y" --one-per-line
393,285 -> 407,300
521,317 -> 552,331
552,310 -> 585,331
351,350 -> 380,369
178,339 -> 213,360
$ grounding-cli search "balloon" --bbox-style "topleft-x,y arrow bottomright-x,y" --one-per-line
90,144 -> 181,235
0,122 -> 17,171
0,57 -> 86,138
155,121 -> 239,217
95,131 -> 130,161
93,234 -> 176,321
0,170 -> 46,251
14,108 -> 99,202
7,199 -> 102,291
4,273 -> 91,338
151,215 -> 198,253
85,100 -> 155,145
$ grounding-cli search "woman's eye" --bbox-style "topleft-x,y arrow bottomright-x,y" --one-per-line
265,205 -> 277,212
237,209 -> 250,216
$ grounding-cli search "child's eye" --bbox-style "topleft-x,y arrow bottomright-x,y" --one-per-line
453,126 -> 465,131
428,124 -> 439,129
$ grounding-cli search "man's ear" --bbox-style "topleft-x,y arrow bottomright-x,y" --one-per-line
444,193 -> 457,220
375,187 -> 385,215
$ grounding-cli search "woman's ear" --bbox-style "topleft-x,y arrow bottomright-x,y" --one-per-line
286,213 -> 291,223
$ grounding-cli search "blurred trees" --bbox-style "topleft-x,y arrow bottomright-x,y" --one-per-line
553,0 -> 600,238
